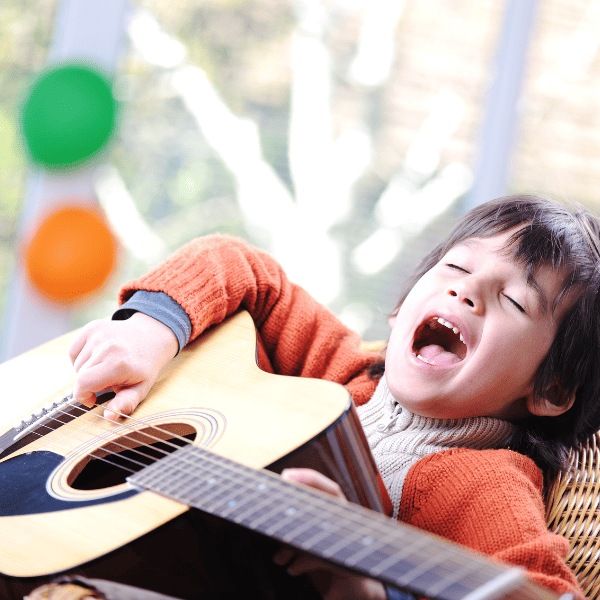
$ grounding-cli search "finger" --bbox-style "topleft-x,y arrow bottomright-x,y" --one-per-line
272,546 -> 296,567
102,386 -> 147,420
72,362 -> 124,405
281,468 -> 346,500
72,343 -> 95,373
68,328 -> 88,364
68,320 -> 105,364
77,391 -> 98,409
286,555 -> 330,577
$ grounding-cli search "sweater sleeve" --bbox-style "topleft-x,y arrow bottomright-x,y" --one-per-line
117,234 -> 378,402
398,448 -> 583,598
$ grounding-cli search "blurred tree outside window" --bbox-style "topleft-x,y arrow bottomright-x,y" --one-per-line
2,0 -> 600,345
80,0 -> 504,341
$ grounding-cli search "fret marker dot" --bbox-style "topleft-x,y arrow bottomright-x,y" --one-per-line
257,483 -> 266,490
285,507 -> 296,516
361,536 -> 373,545
228,500 -> 237,507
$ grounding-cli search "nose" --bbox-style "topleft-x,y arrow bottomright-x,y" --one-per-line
447,277 -> 484,314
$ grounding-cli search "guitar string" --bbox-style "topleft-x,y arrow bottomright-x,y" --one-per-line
10,402 -> 198,476
5,404 -> 501,589
14,416 -> 159,476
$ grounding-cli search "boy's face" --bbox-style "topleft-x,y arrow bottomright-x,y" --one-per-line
385,228 -> 568,420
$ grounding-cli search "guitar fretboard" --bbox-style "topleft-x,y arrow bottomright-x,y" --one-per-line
127,444 -> 541,600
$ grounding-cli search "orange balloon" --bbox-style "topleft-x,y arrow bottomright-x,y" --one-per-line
24,204 -> 117,303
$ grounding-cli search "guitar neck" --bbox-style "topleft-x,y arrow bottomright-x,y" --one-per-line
128,445 -> 561,600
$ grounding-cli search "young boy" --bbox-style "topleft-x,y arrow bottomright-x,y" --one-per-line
25,195 -> 600,600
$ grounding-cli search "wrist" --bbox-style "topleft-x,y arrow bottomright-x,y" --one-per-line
129,311 -> 179,360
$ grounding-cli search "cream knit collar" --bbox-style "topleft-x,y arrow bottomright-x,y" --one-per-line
357,376 -> 516,518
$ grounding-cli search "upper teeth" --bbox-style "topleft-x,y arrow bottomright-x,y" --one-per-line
436,317 -> 465,344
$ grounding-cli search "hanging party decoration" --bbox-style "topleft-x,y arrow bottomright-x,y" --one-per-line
23,204 -> 118,303
20,63 -> 117,169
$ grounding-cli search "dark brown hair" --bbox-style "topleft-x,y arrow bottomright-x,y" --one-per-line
370,194 -> 600,475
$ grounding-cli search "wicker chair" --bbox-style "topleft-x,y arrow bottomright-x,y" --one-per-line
546,432 -> 600,599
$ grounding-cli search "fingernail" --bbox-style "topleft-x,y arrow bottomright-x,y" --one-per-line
103,408 -> 118,420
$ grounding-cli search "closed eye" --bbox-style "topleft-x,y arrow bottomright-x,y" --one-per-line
446,263 -> 469,273
503,294 -> 525,313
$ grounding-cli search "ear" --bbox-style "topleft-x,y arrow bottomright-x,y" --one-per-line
526,383 -> 576,417
388,314 -> 397,329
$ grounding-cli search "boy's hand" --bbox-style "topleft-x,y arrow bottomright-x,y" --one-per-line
275,468 -> 387,600
69,312 -> 179,421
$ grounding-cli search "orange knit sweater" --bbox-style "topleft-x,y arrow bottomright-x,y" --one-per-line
120,234 -> 582,598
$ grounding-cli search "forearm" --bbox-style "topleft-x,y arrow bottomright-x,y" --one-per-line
117,234 -> 374,384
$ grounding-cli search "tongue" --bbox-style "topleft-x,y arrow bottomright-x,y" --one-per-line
419,344 -> 462,367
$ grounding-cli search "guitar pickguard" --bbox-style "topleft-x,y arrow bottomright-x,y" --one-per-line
0,451 -> 137,516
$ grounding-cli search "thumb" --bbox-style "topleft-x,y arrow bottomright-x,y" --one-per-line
102,385 -> 148,421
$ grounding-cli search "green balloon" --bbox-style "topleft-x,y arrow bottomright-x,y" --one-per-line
21,64 -> 117,169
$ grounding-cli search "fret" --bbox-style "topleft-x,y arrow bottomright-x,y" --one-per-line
233,484 -> 316,531
261,505 -> 317,537
319,521 -> 380,559
376,554 -> 448,593
328,538 -> 377,563
436,581 -> 473,600
198,487 -> 241,511
215,489 -> 266,520
225,481 -> 270,522
373,542 -> 464,581
218,481 -> 273,521
401,558 -> 473,594
362,538 -> 429,579
291,517 -> 382,559
309,529 -> 346,555
178,474 -> 234,508
342,531 -> 413,569
230,497 -> 291,529
421,563 -> 486,600
354,546 -> 398,573
249,504 -> 311,533
277,509 -> 341,541
262,511 -> 311,538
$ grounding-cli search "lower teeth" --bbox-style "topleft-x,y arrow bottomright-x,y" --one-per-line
417,353 -> 434,365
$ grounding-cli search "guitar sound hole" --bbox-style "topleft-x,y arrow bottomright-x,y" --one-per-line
70,423 -> 197,491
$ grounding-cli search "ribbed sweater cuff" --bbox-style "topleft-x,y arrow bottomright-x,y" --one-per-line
113,290 -> 192,354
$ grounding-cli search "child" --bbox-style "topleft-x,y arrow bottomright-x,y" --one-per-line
24,195 -> 600,600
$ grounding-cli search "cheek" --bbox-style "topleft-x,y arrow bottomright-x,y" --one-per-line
482,325 -> 554,381
394,281 -> 432,323
518,321 -> 556,358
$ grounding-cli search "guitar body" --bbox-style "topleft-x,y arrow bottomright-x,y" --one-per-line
0,311 -> 382,578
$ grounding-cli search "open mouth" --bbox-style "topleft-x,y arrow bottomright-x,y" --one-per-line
412,316 -> 467,367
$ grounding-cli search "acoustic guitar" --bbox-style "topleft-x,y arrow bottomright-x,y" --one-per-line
0,311 -> 564,600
